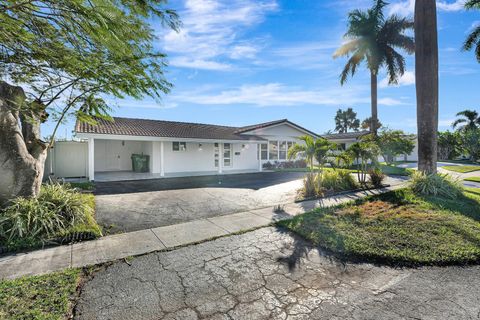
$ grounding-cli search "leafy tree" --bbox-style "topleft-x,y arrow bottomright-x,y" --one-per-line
461,128 -> 480,162
452,109 -> 480,131
0,1 -> 179,202
334,108 -> 360,133
334,0 -> 414,135
464,0 -> 480,62
361,117 -> 382,131
437,131 -> 461,160
288,136 -> 336,171
375,129 -> 415,164
415,0 -> 439,174
346,141 -> 380,185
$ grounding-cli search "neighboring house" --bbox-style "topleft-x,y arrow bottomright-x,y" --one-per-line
73,117 -> 321,181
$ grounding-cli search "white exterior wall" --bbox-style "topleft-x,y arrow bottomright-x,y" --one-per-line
94,139 -> 151,172
43,141 -> 88,179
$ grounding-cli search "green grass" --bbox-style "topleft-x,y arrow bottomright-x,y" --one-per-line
0,269 -> 82,319
464,177 -> 480,183
442,165 -> 480,173
68,181 -> 95,191
279,188 -> 480,266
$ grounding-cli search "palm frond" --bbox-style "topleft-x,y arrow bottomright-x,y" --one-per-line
465,0 -> 480,9
333,39 -> 362,58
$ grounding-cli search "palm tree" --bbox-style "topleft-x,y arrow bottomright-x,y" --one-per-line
415,0 -> 439,174
334,0 -> 414,135
334,108 -> 360,133
288,136 -> 335,171
452,109 -> 480,131
464,0 -> 480,62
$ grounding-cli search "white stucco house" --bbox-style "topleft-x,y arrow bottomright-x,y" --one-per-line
74,117 -> 322,182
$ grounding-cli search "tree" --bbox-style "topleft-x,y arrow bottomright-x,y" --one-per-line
334,0 -> 414,135
438,131 -> 461,160
452,109 -> 480,131
288,136 -> 336,171
313,139 -> 337,170
361,117 -> 382,131
347,141 -> 380,185
463,0 -> 480,62
375,129 -> 415,164
461,128 -> 480,162
415,0 -> 439,174
0,1 -> 180,202
334,108 -> 360,133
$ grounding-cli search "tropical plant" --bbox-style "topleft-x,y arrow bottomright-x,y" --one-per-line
0,1 -> 180,202
376,129 -> 415,164
346,141 -> 381,184
288,136 -> 336,170
300,173 -> 320,198
361,117 -> 382,131
334,108 -> 360,133
463,0 -> 480,62
415,0 -> 439,174
368,168 -> 385,187
461,128 -> 480,161
317,170 -> 358,192
331,151 -> 354,169
0,184 -> 97,243
410,171 -> 463,199
437,131 -> 461,160
452,109 -> 480,131
334,0 -> 414,135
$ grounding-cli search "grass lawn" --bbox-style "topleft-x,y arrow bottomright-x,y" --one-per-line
279,188 -> 480,266
69,181 -> 95,191
0,269 -> 82,319
464,177 -> 480,183
442,165 -> 480,173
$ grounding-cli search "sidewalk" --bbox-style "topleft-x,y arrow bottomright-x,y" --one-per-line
0,184 -> 404,279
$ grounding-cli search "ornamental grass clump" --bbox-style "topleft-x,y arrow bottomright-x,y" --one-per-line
318,169 -> 358,192
0,184 -> 97,245
410,171 -> 463,199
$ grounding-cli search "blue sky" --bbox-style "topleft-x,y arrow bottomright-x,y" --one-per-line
42,0 -> 480,138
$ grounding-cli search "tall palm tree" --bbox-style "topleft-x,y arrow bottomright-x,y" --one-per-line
464,0 -> 480,62
334,0 -> 414,135
415,0 -> 439,174
334,108 -> 360,133
452,109 -> 480,131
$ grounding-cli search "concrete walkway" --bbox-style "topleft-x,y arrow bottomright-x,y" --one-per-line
0,184 -> 404,280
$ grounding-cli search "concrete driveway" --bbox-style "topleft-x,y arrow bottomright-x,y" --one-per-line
94,172 -> 305,233
75,227 -> 480,320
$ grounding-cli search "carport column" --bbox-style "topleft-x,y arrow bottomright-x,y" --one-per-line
160,141 -> 165,177
88,137 -> 94,181
258,143 -> 262,172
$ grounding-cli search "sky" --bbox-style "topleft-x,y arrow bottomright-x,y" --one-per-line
42,0 -> 480,139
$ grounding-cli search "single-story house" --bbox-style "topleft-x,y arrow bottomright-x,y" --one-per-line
74,117 -> 322,181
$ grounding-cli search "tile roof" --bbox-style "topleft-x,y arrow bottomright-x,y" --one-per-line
321,131 -> 371,140
75,117 -> 267,141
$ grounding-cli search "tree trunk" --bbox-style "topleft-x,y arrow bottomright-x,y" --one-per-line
415,0 -> 439,174
0,81 -> 48,204
370,71 -> 378,136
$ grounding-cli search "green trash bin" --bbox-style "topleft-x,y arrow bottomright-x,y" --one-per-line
131,154 -> 150,172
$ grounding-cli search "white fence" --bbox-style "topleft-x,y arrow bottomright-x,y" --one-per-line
43,141 -> 88,180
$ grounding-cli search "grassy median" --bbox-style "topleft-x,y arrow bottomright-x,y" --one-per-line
279,188 -> 480,266
442,165 -> 480,173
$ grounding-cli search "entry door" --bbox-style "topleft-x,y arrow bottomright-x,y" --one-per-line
223,143 -> 232,167
105,141 -> 121,171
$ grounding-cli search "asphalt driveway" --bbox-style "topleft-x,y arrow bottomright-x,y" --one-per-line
94,172 -> 305,233
75,227 -> 480,320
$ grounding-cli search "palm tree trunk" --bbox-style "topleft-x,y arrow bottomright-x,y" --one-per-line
371,71 -> 378,135
415,0 -> 439,174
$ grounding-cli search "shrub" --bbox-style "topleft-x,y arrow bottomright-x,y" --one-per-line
410,171 -> 463,199
318,169 -> 358,192
301,172 -> 321,198
263,161 -> 275,170
0,184 -> 100,247
369,168 -> 385,187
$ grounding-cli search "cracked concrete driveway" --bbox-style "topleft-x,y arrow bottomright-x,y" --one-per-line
75,227 -> 480,320
94,172 -> 305,233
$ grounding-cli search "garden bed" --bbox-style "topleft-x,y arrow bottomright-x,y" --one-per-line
294,183 -> 391,202
280,188 -> 480,266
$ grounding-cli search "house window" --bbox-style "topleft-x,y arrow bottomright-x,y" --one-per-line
279,141 -> 287,160
173,142 -> 187,152
223,143 -> 231,167
269,141 -> 278,160
260,144 -> 268,160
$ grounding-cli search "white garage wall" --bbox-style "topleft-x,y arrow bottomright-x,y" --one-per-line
43,141 -> 88,179
94,139 -> 151,172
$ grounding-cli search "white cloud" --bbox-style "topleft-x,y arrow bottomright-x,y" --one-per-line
379,71 -> 415,88
171,83 -> 405,107
389,0 -> 465,16
162,0 -> 277,70
439,118 -> 455,126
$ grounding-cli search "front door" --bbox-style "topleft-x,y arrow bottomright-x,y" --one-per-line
223,143 -> 232,167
